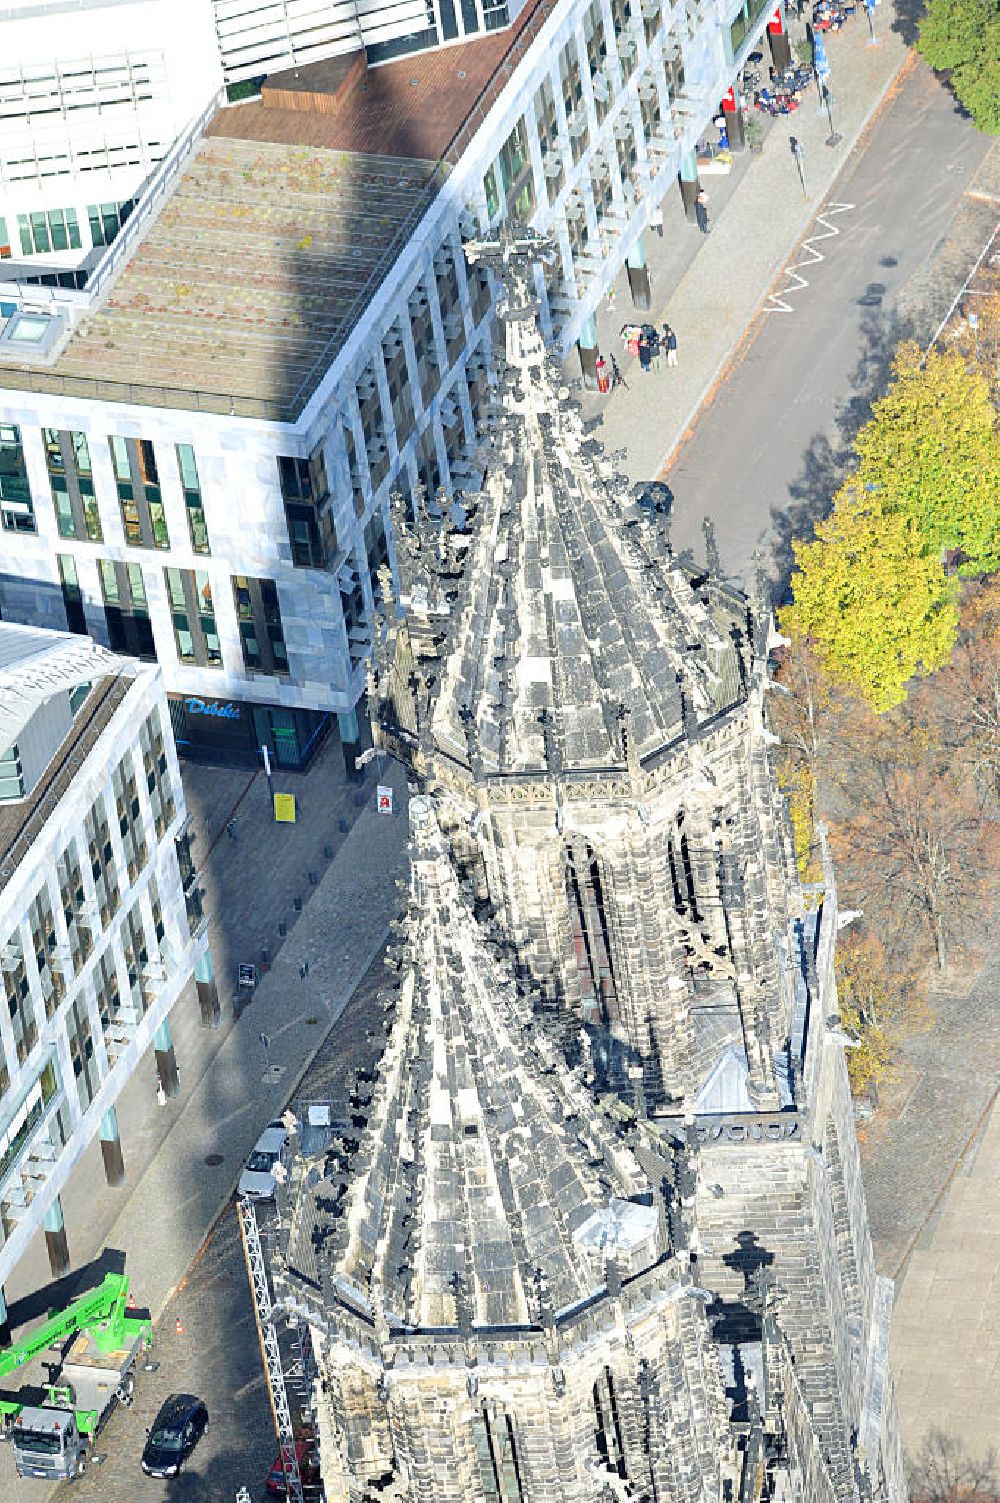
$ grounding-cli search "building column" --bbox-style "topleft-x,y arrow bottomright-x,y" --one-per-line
44,1196 -> 71,1280
577,315 -> 599,390
625,237 -> 651,311
767,5 -> 793,69
678,150 -> 700,222
99,1106 -> 126,1188
194,947 -> 220,1029
338,708 -> 363,783
0,1286 -> 11,1348
154,1020 -> 180,1099
721,85 -> 745,149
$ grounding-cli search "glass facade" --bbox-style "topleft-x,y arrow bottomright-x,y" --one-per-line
0,425 -> 35,533
45,429 -> 100,541
177,444 -> 209,554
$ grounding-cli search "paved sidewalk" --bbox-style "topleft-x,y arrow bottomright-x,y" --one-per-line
571,10 -> 911,482
889,1090 -> 1000,1465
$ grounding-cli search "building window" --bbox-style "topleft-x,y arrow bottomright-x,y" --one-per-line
45,429 -> 101,541
0,744 -> 25,802
484,164 -> 500,221
0,424 -> 35,533
535,79 -> 564,204
67,997 -> 99,1111
565,839 -> 619,1024
57,839 -> 92,972
0,216 -> 10,258
94,948 -> 124,1064
109,435 -> 169,549
232,575 -> 289,676
112,753 -> 147,884
560,41 -> 589,163
164,568 -> 223,668
482,0 -> 508,28
176,444 -> 209,554
139,709 -> 175,839
17,207 -> 81,256
87,199 -> 134,248
84,795 -> 120,927
343,420 -> 367,519
593,1369 -> 628,1476
471,1407 -> 525,1503
175,830 -> 203,935
2,932 -> 38,1067
29,885 -> 64,1021
498,120 -> 535,219
278,447 -> 336,568
99,559 -> 155,659
58,555 -> 88,635
121,900 -> 151,1016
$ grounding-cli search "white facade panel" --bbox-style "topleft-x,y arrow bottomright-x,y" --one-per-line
0,637 -> 207,1287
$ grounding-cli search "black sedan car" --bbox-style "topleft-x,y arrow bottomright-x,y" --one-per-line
141,1393 -> 209,1478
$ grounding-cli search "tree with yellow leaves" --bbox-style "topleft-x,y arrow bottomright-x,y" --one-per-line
779,481 -> 958,712
853,343 -> 1000,576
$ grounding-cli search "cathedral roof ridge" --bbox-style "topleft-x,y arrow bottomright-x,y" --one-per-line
304,793 -> 661,1332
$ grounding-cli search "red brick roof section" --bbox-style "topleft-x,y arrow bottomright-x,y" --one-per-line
208,2 -> 549,165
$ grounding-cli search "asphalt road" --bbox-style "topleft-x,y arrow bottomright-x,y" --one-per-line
665,61 -> 995,595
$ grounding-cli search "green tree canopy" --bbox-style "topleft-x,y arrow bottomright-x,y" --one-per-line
852,343 -> 1000,575
780,482 -> 958,711
918,0 -> 1000,135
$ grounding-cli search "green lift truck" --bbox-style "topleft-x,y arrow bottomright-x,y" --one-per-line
0,1272 -> 151,1482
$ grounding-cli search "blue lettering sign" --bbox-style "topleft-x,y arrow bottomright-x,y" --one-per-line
184,697 -> 242,721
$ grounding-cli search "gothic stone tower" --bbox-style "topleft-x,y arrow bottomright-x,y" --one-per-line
363,229 -> 907,1501
273,796 -> 736,1503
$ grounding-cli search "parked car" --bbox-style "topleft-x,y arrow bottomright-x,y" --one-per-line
265,1431 -> 321,1496
140,1394 -> 208,1478
238,1120 -> 290,1200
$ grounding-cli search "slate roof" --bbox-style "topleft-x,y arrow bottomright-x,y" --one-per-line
426,270 -> 752,776
283,795 -> 655,1330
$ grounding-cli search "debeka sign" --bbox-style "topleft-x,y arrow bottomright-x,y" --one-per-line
184,697 -> 242,721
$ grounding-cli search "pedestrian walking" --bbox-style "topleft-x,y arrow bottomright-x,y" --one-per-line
650,331 -> 663,372
609,353 -> 628,391
638,332 -> 652,373
595,354 -> 610,393
663,323 -> 678,367
695,187 -> 711,235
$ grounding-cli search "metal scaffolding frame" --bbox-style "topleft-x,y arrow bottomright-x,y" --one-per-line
238,1197 -> 305,1503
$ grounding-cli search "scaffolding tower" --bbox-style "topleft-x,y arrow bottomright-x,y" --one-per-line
238,1197 -> 305,1503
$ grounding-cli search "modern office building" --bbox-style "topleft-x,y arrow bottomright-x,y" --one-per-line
0,621 -> 215,1319
0,0 -> 791,766
1,0 -> 225,292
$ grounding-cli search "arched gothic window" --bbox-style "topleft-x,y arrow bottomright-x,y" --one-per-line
565,839 -> 618,1021
593,1366 -> 627,1478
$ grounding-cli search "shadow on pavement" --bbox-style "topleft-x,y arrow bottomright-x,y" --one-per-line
7,1246 -> 127,1330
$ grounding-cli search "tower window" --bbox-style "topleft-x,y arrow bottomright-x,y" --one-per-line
566,839 -> 619,1022
471,1407 -> 525,1503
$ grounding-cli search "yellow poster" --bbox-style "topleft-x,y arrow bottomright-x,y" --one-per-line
274,792 -> 296,823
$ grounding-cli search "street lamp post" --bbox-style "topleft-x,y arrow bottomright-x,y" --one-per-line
789,135 -> 808,198
821,81 -> 842,147
863,0 -> 879,43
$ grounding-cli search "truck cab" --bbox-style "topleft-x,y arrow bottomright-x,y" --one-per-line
12,1405 -> 85,1481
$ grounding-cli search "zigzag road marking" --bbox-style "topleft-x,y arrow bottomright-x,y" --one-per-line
763,202 -> 855,314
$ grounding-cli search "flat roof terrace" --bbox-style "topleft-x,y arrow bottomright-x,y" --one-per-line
2,142 -> 438,423
0,1 -> 550,424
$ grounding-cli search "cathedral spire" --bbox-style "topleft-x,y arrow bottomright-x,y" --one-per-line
371,229 -> 754,782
